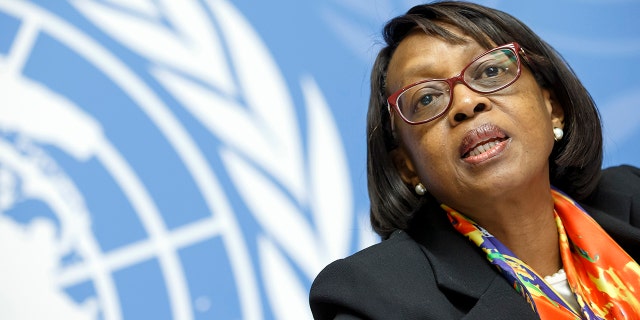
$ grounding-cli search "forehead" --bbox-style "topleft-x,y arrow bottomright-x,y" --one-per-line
385,30 -> 485,94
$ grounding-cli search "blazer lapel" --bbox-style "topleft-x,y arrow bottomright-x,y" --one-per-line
408,200 -> 538,319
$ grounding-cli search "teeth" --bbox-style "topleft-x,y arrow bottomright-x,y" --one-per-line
469,140 -> 498,157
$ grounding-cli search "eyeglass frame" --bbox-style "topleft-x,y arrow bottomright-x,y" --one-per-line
386,42 -> 529,126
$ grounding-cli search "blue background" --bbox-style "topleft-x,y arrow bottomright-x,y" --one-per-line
0,0 -> 638,319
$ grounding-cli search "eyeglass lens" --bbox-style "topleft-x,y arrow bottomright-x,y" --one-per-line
396,47 -> 519,123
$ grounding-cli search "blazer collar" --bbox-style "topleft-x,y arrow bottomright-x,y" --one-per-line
408,200 -> 498,298
406,199 -> 537,318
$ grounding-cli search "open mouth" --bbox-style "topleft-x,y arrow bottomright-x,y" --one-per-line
460,123 -> 509,160
463,137 -> 509,158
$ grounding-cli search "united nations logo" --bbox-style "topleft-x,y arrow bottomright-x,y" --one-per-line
0,1 -> 373,318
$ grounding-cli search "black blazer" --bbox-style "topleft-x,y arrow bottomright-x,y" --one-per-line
309,165 -> 640,319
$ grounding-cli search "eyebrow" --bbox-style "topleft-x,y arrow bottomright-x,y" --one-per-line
393,45 -> 491,88
389,60 -> 444,93
403,61 -> 441,80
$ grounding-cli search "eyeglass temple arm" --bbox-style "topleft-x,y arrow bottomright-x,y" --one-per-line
518,47 -> 534,70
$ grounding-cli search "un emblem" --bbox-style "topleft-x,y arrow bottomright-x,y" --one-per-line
0,0 -> 371,319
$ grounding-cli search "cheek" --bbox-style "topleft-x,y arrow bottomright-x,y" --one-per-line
518,96 -> 555,138
402,127 -> 452,183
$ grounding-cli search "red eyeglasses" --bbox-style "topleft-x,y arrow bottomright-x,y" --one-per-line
387,42 -> 527,125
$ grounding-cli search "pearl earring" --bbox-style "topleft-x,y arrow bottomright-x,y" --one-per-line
414,183 -> 426,196
553,127 -> 564,142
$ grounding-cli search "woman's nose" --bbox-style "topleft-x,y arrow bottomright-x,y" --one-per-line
447,83 -> 493,126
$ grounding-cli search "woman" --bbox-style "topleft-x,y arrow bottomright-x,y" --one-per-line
309,1 -> 640,319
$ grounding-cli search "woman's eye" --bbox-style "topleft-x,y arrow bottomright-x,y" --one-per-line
482,66 -> 504,78
419,94 -> 434,106
402,82 -> 447,115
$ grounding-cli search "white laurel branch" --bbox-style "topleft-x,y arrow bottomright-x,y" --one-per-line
71,0 -> 236,95
71,0 -> 357,319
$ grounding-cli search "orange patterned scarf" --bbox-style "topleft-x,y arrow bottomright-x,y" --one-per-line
444,188 -> 640,319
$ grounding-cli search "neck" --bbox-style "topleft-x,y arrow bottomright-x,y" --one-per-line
460,182 -> 562,277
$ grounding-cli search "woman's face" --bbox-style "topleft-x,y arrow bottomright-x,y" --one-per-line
386,30 -> 564,213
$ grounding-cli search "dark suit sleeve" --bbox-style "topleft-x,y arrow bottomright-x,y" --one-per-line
309,258 -> 367,320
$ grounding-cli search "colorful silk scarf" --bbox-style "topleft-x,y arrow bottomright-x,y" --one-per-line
443,188 -> 640,319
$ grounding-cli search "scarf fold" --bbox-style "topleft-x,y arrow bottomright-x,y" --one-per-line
443,188 -> 640,319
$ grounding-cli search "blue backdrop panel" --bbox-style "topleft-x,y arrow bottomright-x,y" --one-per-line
0,0 -> 637,319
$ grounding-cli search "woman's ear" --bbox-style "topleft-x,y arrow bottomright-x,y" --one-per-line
543,89 -> 565,129
390,146 -> 420,187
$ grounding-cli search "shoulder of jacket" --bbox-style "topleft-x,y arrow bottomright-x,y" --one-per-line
316,229 -> 417,273
309,228 -> 441,319
598,165 -> 640,195
311,229 -> 433,292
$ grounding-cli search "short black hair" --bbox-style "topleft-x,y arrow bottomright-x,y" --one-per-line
367,1 -> 603,239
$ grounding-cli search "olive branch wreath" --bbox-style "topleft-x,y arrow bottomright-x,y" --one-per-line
72,0 -> 360,318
